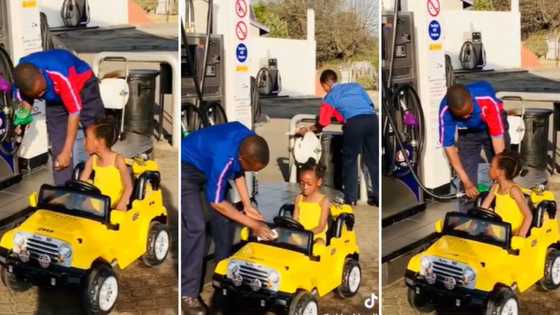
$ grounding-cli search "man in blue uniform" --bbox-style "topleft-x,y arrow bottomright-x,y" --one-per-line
181,122 -> 275,315
299,69 -> 378,205
439,81 -> 509,210
13,49 -> 105,185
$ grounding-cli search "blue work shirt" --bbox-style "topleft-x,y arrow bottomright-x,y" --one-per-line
182,122 -> 255,203
319,83 -> 375,126
439,81 -> 505,147
15,49 -> 94,114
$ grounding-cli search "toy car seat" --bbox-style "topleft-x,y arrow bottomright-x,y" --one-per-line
72,160 -> 160,208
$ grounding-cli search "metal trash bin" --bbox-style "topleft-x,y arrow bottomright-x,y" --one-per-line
517,108 -> 553,187
124,69 -> 160,136
521,108 -> 553,170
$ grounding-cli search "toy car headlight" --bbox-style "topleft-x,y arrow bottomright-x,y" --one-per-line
58,244 -> 72,262
13,233 -> 27,253
463,267 -> 475,285
227,262 -> 243,286
419,256 -> 433,276
267,271 -> 280,290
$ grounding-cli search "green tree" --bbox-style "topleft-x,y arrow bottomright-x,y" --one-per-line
253,3 -> 290,37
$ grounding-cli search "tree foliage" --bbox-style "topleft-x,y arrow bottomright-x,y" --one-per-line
253,0 -> 376,64
519,0 -> 560,38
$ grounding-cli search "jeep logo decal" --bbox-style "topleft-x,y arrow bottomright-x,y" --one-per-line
38,228 -> 54,233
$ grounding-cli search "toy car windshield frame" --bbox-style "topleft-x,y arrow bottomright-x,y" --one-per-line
442,212 -> 512,249
37,184 -> 111,225
246,224 -> 314,257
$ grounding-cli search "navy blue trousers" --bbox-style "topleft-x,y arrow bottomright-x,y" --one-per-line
342,114 -> 379,203
181,163 -> 234,297
46,77 -> 105,185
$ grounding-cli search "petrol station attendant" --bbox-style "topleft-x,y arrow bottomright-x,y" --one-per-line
181,121 -> 275,314
439,81 -> 509,211
299,69 -> 379,206
12,49 -> 105,186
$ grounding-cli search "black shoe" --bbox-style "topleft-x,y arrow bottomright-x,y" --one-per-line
368,196 -> 379,207
182,296 -> 208,315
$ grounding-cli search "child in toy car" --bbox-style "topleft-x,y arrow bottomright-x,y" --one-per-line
293,159 -> 330,245
481,150 -> 533,237
80,118 -> 133,211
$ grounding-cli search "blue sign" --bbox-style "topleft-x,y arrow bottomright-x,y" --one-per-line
236,43 -> 248,63
428,20 -> 441,41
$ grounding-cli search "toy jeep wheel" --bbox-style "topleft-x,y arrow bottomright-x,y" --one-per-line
540,248 -> 560,291
336,258 -> 361,298
142,222 -> 170,267
0,266 -> 31,292
407,287 -> 434,313
82,264 -> 119,315
289,291 -> 319,315
486,287 -> 518,315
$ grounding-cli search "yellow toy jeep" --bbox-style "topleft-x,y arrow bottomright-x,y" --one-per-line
0,157 -> 170,315
405,186 -> 558,314
212,202 -> 361,315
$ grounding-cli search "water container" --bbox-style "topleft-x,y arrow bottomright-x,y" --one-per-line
124,69 -> 160,136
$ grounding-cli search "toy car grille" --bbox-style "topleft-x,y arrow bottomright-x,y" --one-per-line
27,236 -> 60,263
432,259 -> 464,285
239,264 -> 270,286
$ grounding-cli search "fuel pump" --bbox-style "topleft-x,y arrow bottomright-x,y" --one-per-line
382,0 -> 461,225
184,0 -> 256,201
0,1 -> 44,186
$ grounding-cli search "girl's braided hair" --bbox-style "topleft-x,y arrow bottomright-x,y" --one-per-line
495,150 -> 522,180
91,117 -> 116,147
300,158 -> 326,179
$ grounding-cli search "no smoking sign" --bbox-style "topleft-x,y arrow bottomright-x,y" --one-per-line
235,0 -> 247,18
235,21 -> 248,41
427,0 -> 440,17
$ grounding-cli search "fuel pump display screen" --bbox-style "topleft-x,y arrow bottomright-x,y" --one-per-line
395,45 -> 407,58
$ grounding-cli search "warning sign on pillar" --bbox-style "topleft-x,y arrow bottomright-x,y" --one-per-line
235,0 -> 247,18
427,0 -> 440,17
235,21 -> 248,41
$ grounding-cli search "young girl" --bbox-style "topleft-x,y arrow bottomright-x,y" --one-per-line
80,118 -> 133,211
481,150 -> 533,237
293,159 -> 330,244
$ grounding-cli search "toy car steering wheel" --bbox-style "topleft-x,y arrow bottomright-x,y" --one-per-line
470,207 -> 502,221
66,180 -> 101,195
273,215 -> 305,230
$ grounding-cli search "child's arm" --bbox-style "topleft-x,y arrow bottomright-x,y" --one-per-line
79,158 -> 94,182
311,198 -> 330,234
115,155 -> 133,211
234,176 -> 263,220
510,186 -> 533,237
481,184 -> 498,209
293,195 -> 304,220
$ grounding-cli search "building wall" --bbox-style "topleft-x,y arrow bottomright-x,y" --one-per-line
441,10 -> 521,70
250,37 -> 316,96
40,0 -> 128,28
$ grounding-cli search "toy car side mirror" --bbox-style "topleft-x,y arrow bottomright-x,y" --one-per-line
240,227 -> 249,241
312,242 -> 327,257
434,219 -> 443,234
511,236 -> 524,251
28,192 -> 38,208
110,210 -> 125,227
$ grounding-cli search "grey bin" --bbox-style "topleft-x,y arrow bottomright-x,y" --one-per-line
124,69 -> 160,136
520,108 -> 553,170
